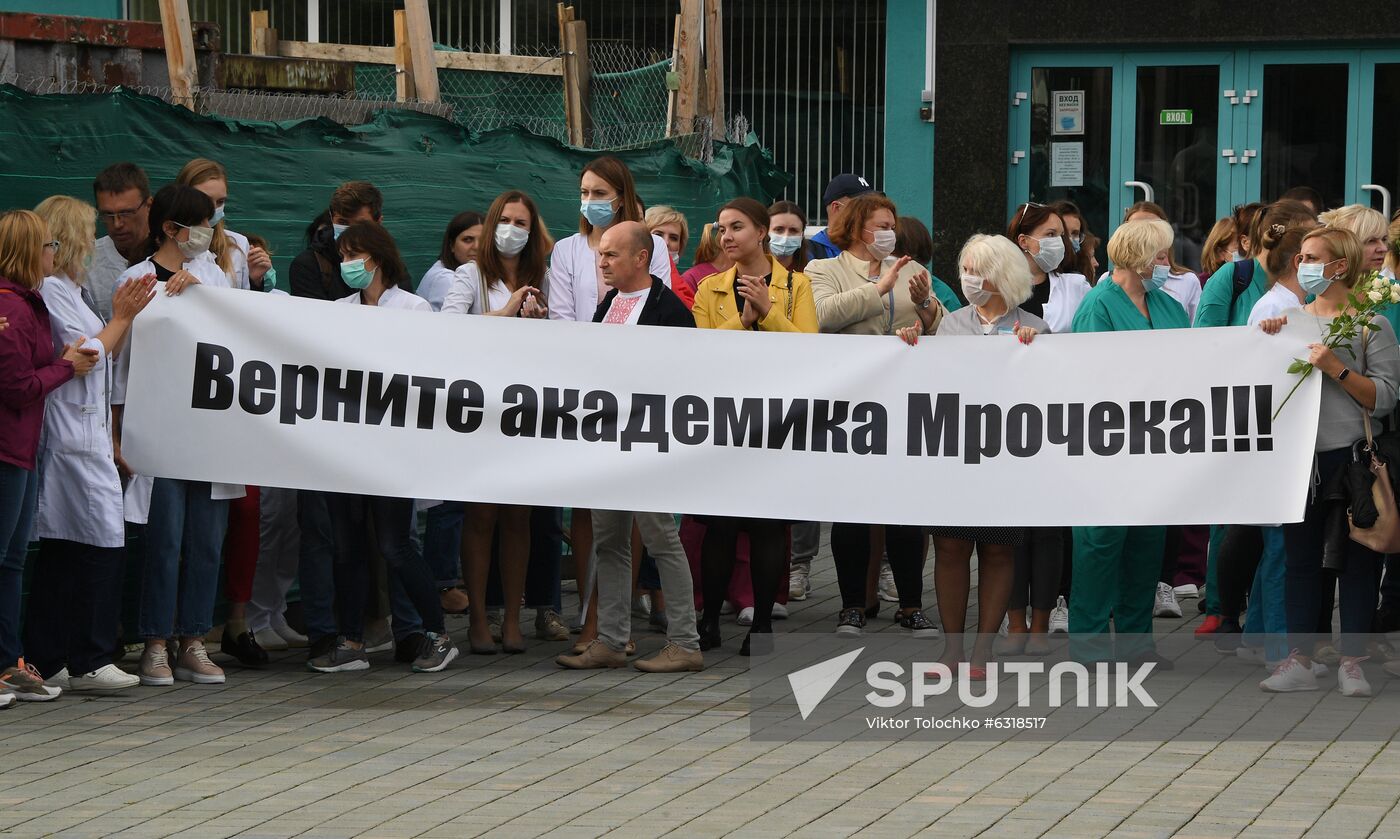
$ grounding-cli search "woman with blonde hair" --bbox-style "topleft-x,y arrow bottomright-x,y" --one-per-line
24,196 -> 155,692
1257,227 -> 1400,696
680,222 -> 731,296
175,158 -> 272,291
0,208 -> 98,702
1070,218 -> 1190,667
901,234 -> 1046,672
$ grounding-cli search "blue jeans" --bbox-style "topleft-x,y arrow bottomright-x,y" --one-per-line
139,478 -> 229,639
423,502 -> 465,587
0,462 -> 39,669
297,490 -> 338,645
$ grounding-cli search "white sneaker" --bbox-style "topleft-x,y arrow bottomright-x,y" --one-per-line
254,628 -> 289,652
877,562 -> 899,603
631,593 -> 652,618
737,607 -> 754,626
271,617 -> 309,648
70,664 -> 140,692
0,692 -> 12,710
788,565 -> 810,601
720,600 -> 737,616
1154,582 -> 1183,618
1260,652 -> 1319,692
1173,584 -> 1200,600
1049,596 -> 1069,634
47,667 -> 71,690
998,614 -> 1010,637
772,603 -> 789,620
1338,657 -> 1372,697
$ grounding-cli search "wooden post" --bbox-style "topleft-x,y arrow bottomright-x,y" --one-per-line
703,0 -> 725,139
664,14 -> 680,138
158,0 -> 197,109
674,0 -> 701,135
403,0 -> 439,103
564,20 -> 591,147
393,9 -> 416,102
249,10 -> 279,58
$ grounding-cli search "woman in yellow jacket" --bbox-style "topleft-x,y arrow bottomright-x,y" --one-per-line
691,197 -> 816,655
805,192 -> 944,641
692,198 -> 818,333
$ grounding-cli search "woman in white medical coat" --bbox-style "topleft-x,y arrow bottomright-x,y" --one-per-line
25,196 -> 155,692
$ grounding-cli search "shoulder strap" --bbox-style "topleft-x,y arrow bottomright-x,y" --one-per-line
1229,259 -> 1255,308
478,269 -> 490,315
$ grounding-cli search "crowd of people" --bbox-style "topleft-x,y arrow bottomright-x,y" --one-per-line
3,153 -> 1400,710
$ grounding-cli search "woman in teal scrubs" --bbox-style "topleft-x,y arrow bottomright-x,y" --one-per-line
1070,218 -> 1190,666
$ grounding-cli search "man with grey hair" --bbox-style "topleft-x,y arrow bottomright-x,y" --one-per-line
556,221 -> 702,672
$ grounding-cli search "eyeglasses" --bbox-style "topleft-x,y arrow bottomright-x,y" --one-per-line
98,204 -> 147,225
43,240 -> 61,252
1014,201 -> 1047,232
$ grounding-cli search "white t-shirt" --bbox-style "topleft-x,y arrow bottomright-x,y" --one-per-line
601,288 -> 648,326
418,259 -> 457,311
1247,282 -> 1306,327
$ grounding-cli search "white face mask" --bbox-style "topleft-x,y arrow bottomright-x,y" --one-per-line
174,223 -> 214,259
1027,235 -> 1065,273
494,223 -> 529,257
960,273 -> 996,307
866,228 -> 897,261
769,233 -> 803,257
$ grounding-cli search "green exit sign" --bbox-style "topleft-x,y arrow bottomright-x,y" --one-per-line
1160,109 -> 1194,125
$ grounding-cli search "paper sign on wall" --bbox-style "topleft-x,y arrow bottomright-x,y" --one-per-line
1052,90 -> 1084,135
1051,142 -> 1083,187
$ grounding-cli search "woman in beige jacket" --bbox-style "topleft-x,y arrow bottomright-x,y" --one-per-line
805,193 -> 944,640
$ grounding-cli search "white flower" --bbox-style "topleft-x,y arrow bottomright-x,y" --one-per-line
1369,290 -> 1385,303
1375,276 -> 1390,292
1390,287 -> 1400,304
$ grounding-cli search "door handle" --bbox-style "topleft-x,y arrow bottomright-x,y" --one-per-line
1362,184 -> 1392,222
1125,180 -> 1155,204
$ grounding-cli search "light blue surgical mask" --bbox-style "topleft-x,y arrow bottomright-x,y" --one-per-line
261,267 -> 279,292
210,205 -> 225,226
769,233 -> 803,257
1143,263 -> 1170,293
580,199 -> 617,228
1070,234 -> 1083,254
340,258 -> 373,290
332,223 -> 349,240
1297,260 -> 1339,296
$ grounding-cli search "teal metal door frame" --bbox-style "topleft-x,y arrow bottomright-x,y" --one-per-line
1357,48 -> 1400,217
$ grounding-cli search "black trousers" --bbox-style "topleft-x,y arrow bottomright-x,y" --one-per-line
831,523 -> 925,609
702,516 -> 785,631
1009,526 -> 1064,611
24,538 -> 125,677
1215,525 -> 1264,621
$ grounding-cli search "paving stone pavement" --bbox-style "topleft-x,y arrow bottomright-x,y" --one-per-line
3,531 -> 1399,839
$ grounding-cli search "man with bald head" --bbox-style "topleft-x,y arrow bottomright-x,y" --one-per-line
556,221 -> 702,672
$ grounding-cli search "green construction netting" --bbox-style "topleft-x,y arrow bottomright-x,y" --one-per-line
353,58 -> 672,151
0,85 -> 789,279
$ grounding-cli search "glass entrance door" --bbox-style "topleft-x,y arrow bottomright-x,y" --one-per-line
1245,53 -> 1360,208
1124,56 -> 1233,272
1360,53 -> 1400,221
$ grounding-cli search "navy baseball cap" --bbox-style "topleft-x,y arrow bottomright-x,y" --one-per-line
822,173 -> 874,207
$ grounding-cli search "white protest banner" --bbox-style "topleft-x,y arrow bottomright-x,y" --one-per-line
121,287 -> 1322,527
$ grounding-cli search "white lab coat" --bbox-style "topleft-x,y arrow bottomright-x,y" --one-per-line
33,274 -> 124,547
548,232 -> 673,323
112,257 -> 244,523
440,263 -> 516,315
87,235 -> 131,320
1042,271 -> 1092,335
336,284 -> 433,311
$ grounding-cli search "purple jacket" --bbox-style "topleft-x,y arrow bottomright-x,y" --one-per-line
0,276 -> 74,470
